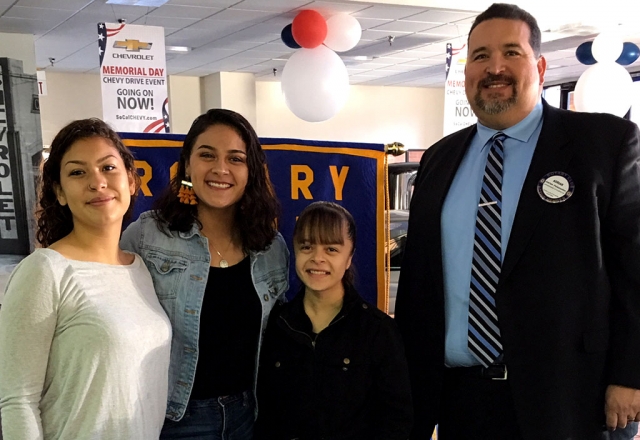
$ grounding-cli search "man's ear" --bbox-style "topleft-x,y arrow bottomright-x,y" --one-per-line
537,55 -> 547,86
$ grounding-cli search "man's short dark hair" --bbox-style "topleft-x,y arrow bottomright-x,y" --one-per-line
468,3 -> 542,57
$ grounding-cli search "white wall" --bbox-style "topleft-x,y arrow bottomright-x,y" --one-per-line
201,72 -> 257,127
0,32 -> 36,74
256,81 -> 444,149
201,73 -> 222,116
39,73 -> 204,144
39,72 -> 102,145
38,71 -> 446,150
168,75 -> 202,134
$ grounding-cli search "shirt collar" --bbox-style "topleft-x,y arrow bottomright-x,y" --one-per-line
476,100 -> 544,147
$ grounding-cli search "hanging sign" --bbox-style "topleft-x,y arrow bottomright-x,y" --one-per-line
98,22 -> 170,133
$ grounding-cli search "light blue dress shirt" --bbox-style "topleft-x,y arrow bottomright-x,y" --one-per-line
441,101 -> 544,366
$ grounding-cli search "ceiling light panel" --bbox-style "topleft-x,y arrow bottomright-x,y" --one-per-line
106,0 -> 170,6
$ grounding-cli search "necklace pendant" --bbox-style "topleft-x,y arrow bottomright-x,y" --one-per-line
219,259 -> 229,268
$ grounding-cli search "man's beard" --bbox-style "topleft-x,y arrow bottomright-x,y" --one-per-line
473,74 -> 518,115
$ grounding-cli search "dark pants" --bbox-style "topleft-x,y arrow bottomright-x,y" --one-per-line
605,422 -> 639,440
438,366 -> 522,440
161,391 -> 255,440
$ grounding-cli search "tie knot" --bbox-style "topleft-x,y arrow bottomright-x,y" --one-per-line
491,132 -> 507,143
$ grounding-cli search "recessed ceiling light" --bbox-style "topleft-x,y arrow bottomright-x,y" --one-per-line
106,0 -> 170,6
166,46 -> 191,53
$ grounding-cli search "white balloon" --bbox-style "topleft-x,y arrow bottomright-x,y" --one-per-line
574,62 -> 632,117
324,13 -> 362,52
591,31 -> 623,63
281,46 -> 350,122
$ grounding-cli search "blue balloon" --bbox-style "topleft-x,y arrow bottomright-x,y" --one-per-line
575,41 -> 596,65
616,42 -> 640,65
281,24 -> 300,49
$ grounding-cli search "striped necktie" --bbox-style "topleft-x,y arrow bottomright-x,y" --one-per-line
468,132 -> 506,367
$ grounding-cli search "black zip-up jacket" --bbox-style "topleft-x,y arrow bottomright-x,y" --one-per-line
255,286 -> 413,440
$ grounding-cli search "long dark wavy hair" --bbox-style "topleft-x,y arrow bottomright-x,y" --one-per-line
293,201 -> 357,292
36,118 -> 140,247
152,108 -> 279,252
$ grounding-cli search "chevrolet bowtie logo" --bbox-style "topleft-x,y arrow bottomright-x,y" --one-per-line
113,39 -> 152,52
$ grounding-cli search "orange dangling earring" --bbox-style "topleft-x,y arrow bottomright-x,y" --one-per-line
178,179 -> 198,205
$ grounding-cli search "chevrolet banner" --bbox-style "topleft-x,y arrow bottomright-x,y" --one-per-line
98,23 -> 169,133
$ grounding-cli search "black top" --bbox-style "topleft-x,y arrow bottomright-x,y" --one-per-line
190,256 -> 262,399
255,287 -> 413,440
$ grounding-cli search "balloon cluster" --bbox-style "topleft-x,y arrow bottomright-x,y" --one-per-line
279,11 -> 362,122
573,32 -> 636,117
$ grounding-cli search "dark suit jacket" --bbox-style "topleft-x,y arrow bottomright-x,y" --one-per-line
395,101 -> 640,440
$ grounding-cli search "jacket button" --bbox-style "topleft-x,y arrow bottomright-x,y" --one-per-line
161,262 -> 170,272
343,358 -> 350,365
342,367 -> 348,371
275,361 -> 281,368
362,303 -> 368,309
264,294 -> 270,301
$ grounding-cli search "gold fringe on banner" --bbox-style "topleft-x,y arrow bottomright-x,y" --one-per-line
381,142 -> 406,316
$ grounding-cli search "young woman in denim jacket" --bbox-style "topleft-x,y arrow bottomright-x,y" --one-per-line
255,202 -> 413,440
121,109 -> 289,440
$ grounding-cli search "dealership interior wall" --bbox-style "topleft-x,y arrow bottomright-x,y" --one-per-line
0,32 -> 445,150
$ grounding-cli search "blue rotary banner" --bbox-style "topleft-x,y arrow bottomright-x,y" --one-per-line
120,133 -> 385,309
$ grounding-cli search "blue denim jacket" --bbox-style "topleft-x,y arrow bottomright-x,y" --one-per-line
121,211 -> 289,421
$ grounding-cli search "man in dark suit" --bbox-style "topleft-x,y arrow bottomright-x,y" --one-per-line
395,3 -> 640,440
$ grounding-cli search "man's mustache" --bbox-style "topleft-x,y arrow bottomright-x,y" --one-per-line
478,74 -> 516,88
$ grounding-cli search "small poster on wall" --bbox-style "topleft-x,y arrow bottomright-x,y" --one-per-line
98,22 -> 170,133
442,43 -> 476,136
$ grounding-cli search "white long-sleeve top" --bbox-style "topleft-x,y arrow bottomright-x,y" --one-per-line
0,249 -> 171,440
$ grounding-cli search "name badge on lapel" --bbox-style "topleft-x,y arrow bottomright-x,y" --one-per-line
537,172 -> 575,203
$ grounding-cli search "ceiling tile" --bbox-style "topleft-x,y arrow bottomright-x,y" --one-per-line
355,17 -> 392,30
146,4 -> 220,19
16,0 -> 93,10
9,0 -> 639,85
131,15 -> 199,29
188,18 -> 247,33
0,16 -> 57,35
399,58 -> 444,67
4,5 -> 73,21
75,2 -> 151,23
166,0 -> 238,6
303,1 -> 370,15
418,23 -> 471,38
371,20 -> 441,33
352,5 -> 426,20
165,28 -> 218,47
343,34 -> 442,58
51,42 -> 99,70
403,9 -> 477,23
361,29 -> 413,39
234,0 -> 311,13
213,8 -> 278,22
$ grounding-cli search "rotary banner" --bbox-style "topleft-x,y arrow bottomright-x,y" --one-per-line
120,133 -> 386,309
98,23 -> 169,133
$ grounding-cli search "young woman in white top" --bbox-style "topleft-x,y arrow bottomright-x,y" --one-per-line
0,119 -> 172,440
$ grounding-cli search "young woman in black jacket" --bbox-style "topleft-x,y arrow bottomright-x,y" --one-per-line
256,201 -> 413,440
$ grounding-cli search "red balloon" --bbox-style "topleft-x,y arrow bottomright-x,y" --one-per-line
292,10 -> 327,49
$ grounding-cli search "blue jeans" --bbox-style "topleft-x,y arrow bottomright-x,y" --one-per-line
605,422 -> 639,440
160,391 -> 255,440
